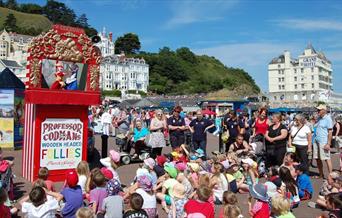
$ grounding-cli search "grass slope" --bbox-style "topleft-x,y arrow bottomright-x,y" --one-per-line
0,7 -> 52,33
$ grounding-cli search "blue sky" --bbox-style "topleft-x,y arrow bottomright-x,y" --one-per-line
18,0 -> 342,92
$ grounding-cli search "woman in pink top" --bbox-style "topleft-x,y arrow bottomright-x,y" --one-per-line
253,107 -> 269,136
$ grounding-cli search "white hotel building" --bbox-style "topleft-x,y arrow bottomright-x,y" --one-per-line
268,44 -> 333,104
96,28 -> 149,93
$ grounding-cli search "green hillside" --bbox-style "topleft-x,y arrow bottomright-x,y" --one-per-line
134,47 -> 260,96
0,7 -> 52,34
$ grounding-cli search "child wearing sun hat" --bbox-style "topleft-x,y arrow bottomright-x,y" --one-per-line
61,170 -> 83,218
169,182 -> 187,218
155,165 -> 179,213
100,179 -> 123,218
100,149 -> 121,183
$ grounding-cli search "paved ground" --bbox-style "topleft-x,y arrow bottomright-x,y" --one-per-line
4,134 -> 340,218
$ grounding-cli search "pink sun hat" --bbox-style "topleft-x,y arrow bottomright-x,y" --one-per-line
109,150 -> 120,163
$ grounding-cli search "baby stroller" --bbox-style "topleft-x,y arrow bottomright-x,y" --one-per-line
250,134 -> 267,177
115,134 -> 150,165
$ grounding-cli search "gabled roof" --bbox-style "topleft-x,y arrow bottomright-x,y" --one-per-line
0,68 -> 25,89
0,59 -> 23,68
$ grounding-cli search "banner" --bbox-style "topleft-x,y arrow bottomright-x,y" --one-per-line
0,90 -> 14,148
14,89 -> 24,148
40,118 -> 83,170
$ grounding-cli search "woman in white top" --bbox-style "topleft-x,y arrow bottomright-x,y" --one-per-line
149,109 -> 167,158
288,114 -> 312,173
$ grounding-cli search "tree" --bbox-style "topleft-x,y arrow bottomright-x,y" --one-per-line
114,33 -> 141,54
5,0 -> 17,10
43,0 -> 76,26
0,0 -> 4,7
76,14 -> 89,28
4,13 -> 18,32
176,47 -> 197,63
19,3 -> 43,14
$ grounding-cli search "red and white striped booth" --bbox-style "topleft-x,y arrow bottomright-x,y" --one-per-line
23,25 -> 101,182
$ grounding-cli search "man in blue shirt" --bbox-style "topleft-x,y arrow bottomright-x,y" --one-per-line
314,104 -> 333,178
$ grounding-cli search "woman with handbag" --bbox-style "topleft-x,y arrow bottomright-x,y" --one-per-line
288,114 -> 312,173
265,113 -> 288,167
149,110 -> 167,158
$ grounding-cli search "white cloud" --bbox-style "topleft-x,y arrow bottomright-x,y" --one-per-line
193,42 -> 298,67
165,0 -> 238,29
272,19 -> 342,31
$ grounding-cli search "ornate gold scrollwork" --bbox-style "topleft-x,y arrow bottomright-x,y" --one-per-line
89,65 -> 100,90
29,59 -> 41,87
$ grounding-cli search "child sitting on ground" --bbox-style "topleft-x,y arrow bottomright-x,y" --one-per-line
219,191 -> 243,218
168,182 -> 187,218
123,193 -> 148,218
100,179 -> 123,218
76,161 -> 90,194
36,167 -> 55,192
248,184 -> 270,218
184,185 -> 215,218
20,186 -> 62,218
61,170 -> 83,218
295,164 -> 313,200
76,207 -> 95,218
89,171 -> 108,214
271,196 -> 295,218
0,187 -> 11,218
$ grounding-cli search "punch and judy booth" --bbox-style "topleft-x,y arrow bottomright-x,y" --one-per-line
23,25 -> 101,182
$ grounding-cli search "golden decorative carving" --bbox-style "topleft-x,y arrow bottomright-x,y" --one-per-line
61,32 -> 78,38
48,38 -> 83,62
89,65 -> 100,90
29,59 -> 41,87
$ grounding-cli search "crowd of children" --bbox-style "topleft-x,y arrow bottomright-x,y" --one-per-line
1,144 -> 341,218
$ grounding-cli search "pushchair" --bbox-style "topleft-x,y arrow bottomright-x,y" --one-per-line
250,134 -> 267,177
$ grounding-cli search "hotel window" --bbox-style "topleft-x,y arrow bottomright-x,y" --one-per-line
301,68 -> 304,73
278,64 -> 281,68
281,78 -> 284,82
278,85 -> 282,90
294,69 -> 297,73
294,76 -> 297,82
311,67 -> 314,73
312,83 -> 314,88
278,78 -> 281,82
311,75 -> 314,80
278,70 -> 281,75
301,84 -> 304,89
294,84 -> 297,89
282,85 -> 285,89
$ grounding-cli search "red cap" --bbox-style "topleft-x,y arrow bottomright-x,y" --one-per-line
66,170 -> 78,187
101,167 -> 113,180
55,72 -> 65,77
156,155 -> 167,166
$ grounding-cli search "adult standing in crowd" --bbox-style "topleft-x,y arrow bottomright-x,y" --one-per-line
224,111 -> 240,152
265,113 -> 288,167
253,107 -> 269,137
288,114 -> 312,173
314,104 -> 333,178
332,116 -> 342,171
167,106 -> 186,150
189,110 -> 214,156
149,109 -> 167,158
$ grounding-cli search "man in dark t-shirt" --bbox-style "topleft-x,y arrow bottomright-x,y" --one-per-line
167,106 -> 186,149
189,110 -> 214,156
225,111 -> 240,152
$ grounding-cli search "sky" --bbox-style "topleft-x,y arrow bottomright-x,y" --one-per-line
18,0 -> 342,93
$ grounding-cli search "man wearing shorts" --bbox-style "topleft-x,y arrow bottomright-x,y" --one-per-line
314,104 -> 333,178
